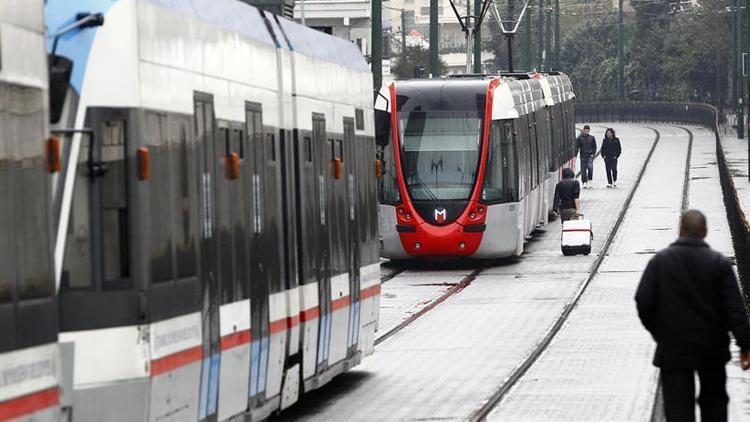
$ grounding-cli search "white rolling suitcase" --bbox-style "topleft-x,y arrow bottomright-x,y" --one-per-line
561,215 -> 593,256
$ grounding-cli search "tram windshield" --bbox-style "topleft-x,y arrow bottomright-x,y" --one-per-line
399,110 -> 483,201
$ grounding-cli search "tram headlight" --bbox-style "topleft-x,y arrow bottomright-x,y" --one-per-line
458,241 -> 466,250
405,213 -> 412,220
414,242 -> 421,250
470,212 -> 477,220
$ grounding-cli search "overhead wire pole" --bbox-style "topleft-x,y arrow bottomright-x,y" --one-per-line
731,0 -> 739,129
372,0 -> 382,95
474,0 -> 482,72
738,0 -> 745,138
537,0 -> 544,69
617,0 -> 624,99
508,0 -> 515,70
524,1 -> 531,70
545,4 -> 551,71
554,0 -> 559,69
430,0 -> 439,77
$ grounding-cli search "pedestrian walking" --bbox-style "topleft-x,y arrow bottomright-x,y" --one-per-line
552,168 -> 581,222
635,210 -> 750,422
576,125 -> 597,188
601,128 -> 621,188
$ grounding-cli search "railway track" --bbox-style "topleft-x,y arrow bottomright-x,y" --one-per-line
468,125 -> 669,421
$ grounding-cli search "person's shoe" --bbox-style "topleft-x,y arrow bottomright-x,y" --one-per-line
613,182 -> 617,187
606,184 -> 612,188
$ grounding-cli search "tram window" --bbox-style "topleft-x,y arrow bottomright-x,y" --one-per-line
0,151 -> 9,301
62,140 -> 94,289
221,127 -> 230,156
304,137 -> 312,162
267,133 -> 276,162
234,129 -> 244,158
355,109 -> 365,130
101,120 -> 130,285
0,89 -> 12,301
483,120 -> 518,203
175,120 -> 196,279
147,113 -> 174,284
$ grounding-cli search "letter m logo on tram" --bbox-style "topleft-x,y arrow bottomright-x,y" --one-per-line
434,207 -> 447,224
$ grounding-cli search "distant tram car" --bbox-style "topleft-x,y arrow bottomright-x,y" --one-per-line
376,74 -> 576,259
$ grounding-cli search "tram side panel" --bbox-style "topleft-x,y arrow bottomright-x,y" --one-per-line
0,2 -> 59,419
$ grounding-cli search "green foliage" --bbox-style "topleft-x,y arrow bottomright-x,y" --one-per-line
557,0 -> 733,103
392,45 -> 448,79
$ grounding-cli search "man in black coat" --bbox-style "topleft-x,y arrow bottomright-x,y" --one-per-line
576,125 -> 597,188
635,210 -> 750,422
600,128 -> 621,188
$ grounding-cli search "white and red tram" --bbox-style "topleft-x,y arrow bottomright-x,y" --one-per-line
376,73 -> 576,259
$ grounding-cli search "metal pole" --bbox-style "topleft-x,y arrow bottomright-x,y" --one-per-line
466,0 -> 473,73
372,0 -> 382,94
545,6 -> 551,71
537,0 -> 544,70
430,0 -> 439,77
554,0 -> 559,69
738,0 -> 745,138
731,0 -> 739,117
474,0 -> 482,73
524,0 -> 531,70
507,35 -> 514,72
618,0 -> 624,99
300,0 -> 306,25
401,9 -> 407,57
747,0 -> 750,180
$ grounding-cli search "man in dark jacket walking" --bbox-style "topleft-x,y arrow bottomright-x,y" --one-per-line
552,168 -> 580,222
601,128 -> 622,187
635,210 -> 750,422
576,125 -> 597,188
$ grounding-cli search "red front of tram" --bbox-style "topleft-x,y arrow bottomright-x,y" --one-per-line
375,78 -> 500,258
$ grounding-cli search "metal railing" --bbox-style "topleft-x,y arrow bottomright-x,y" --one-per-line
576,101 -> 750,301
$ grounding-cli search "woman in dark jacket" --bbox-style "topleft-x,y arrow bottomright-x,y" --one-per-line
601,128 -> 622,187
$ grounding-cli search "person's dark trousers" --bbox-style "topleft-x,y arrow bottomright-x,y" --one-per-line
604,157 -> 618,185
661,367 -> 728,422
580,156 -> 594,183
560,208 -> 577,222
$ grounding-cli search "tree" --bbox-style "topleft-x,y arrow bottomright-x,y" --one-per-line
393,45 -> 448,79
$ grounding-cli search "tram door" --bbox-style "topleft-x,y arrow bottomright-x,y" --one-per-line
343,117 -> 361,357
246,104 -> 275,407
194,93 -> 220,421
312,114 -> 332,371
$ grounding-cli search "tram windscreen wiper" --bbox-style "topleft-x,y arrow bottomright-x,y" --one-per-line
409,175 -> 438,201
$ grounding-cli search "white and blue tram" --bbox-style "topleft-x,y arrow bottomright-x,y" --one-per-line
0,0 -> 381,420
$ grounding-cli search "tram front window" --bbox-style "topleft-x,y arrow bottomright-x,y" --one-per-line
399,111 -> 482,201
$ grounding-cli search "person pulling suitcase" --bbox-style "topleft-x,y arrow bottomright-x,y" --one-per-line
553,168 -> 581,222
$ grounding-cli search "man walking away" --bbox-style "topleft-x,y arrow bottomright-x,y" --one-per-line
635,210 -> 750,422
576,125 -> 597,188
601,128 -> 621,188
552,168 -> 580,222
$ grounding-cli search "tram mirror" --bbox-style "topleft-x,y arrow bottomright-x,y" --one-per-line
49,55 -> 73,124
375,110 -> 390,147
